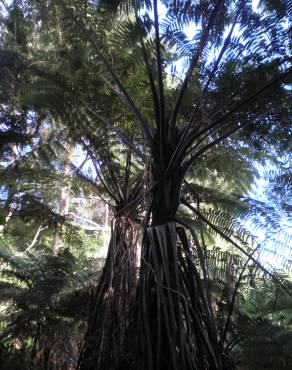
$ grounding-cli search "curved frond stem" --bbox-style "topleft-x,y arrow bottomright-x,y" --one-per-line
181,200 -> 292,298
222,246 -> 258,345
113,182 -> 155,219
185,185 -> 212,302
80,140 -> 120,203
106,153 -> 125,201
183,91 -> 289,173
166,3 -> 243,177
185,97 -> 287,160
188,3 -> 243,127
154,0 -> 166,152
56,0 -> 153,142
222,225 -> 291,345
123,149 -> 132,199
137,21 -> 160,128
181,65 -> 292,154
84,102 -> 145,159
168,0 -> 224,142
182,120 -> 249,176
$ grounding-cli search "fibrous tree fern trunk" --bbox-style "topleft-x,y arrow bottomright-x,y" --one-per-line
135,175 -> 223,370
78,215 -> 138,370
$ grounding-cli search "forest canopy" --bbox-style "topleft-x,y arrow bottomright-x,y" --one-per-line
0,1 -> 291,369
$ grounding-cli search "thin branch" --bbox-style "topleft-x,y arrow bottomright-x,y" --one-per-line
66,212 -> 103,231
24,225 -> 47,253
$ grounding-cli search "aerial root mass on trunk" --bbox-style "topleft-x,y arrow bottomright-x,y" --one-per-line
136,222 -> 223,370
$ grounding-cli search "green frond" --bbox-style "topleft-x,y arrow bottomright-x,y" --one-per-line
238,322 -> 292,370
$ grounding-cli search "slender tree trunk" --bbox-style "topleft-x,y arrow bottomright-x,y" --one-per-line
0,188 -> 14,234
0,145 -> 19,233
102,203 -> 110,250
52,147 -> 72,255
